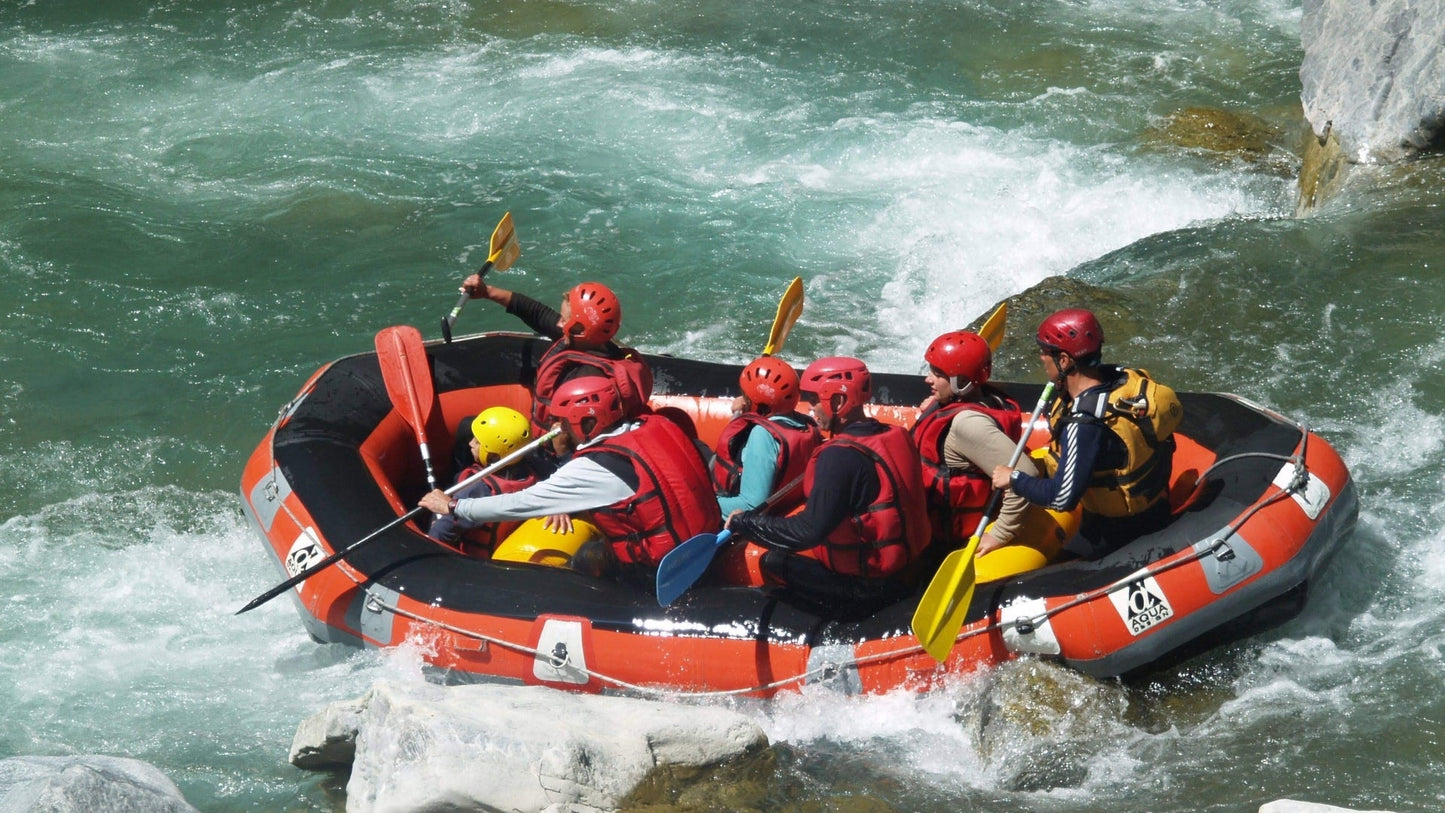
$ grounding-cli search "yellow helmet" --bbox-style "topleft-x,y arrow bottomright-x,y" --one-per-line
493,517 -> 599,567
470,407 -> 531,460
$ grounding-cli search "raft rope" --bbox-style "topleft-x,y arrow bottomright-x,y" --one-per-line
265,405 -> 1318,699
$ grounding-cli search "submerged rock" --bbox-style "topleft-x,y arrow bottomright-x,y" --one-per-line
0,756 -> 198,813
291,680 -> 771,813
1140,107 -> 1287,168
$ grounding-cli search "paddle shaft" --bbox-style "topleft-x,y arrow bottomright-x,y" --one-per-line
236,427 -> 560,615
441,260 -> 495,343
965,380 -> 1056,541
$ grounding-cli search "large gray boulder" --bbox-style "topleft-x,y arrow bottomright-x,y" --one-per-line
1300,0 -> 1445,164
0,756 -> 198,813
291,680 -> 770,813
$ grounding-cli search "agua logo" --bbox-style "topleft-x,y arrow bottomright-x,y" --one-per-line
1107,575 -> 1174,636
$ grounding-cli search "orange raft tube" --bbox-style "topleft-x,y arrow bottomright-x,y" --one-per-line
239,332 -> 1357,697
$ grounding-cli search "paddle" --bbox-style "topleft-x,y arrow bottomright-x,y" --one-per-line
440,211 -> 520,344
656,473 -> 806,606
978,301 -> 1006,352
910,380 -> 1056,662
655,277 -> 807,606
376,325 -> 441,491
236,427 -> 562,615
762,276 -> 803,357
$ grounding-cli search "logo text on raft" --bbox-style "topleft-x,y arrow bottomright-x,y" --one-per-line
1107,575 -> 1174,636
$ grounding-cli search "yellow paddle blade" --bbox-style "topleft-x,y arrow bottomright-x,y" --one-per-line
978,302 -> 1007,352
487,211 -> 520,270
762,276 -> 804,357
910,535 -> 982,662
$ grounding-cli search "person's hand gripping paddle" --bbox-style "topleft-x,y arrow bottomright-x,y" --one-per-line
441,211 -> 520,343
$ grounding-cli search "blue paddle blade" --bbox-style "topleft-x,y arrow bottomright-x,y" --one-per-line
655,529 -> 731,606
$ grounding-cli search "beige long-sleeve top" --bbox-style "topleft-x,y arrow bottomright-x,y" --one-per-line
943,410 -> 1039,544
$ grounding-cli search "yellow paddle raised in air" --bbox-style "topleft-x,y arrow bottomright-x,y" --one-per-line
978,301 -> 1007,352
763,276 -> 804,357
441,211 -> 521,343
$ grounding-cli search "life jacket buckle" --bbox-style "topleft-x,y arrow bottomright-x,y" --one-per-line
1117,394 -> 1149,418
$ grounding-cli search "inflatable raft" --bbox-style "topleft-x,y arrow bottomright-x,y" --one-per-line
239,331 -> 1357,696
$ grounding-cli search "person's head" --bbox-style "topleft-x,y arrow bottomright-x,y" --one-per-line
800,356 -> 871,432
558,282 -> 621,348
469,406 -> 532,465
1036,308 -> 1103,380
550,375 -> 624,445
739,356 -> 801,417
923,330 -> 991,402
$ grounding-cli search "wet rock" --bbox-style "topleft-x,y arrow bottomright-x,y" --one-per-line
1300,0 -> 1445,164
1298,0 -> 1445,210
1260,802 -> 1397,813
291,680 -> 770,813
0,756 -> 198,813
1141,107 -> 1288,168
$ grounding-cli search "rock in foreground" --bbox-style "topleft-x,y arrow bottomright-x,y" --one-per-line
291,680 -> 770,813
0,756 -> 198,813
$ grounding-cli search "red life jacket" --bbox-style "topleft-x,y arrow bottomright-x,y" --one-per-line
575,415 -> 723,568
531,342 -> 654,432
801,425 -> 930,578
451,464 -> 540,557
710,413 -> 821,513
910,388 -> 1022,542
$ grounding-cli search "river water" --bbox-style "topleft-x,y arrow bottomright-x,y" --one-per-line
3,1 -> 1443,811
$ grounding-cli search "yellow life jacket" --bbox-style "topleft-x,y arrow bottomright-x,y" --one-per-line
1048,367 -> 1182,518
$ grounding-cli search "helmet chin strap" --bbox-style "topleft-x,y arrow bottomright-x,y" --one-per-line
950,377 -> 974,399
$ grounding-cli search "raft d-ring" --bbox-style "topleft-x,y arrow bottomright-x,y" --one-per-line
549,641 -> 570,668
365,595 -> 386,614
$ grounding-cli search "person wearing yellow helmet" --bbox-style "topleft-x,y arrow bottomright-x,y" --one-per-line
428,406 -> 551,556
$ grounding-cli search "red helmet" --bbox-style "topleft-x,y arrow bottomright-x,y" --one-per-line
740,356 -> 800,416
1036,308 -> 1103,360
550,375 -> 623,442
801,356 -> 871,420
562,282 -> 622,345
924,330 -> 992,391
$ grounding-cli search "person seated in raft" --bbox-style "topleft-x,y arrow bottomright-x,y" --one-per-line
419,375 -> 721,587
712,355 -> 821,516
427,407 -> 550,557
459,276 -> 653,442
991,308 -> 1182,558
724,357 -> 930,613
912,329 -> 1053,564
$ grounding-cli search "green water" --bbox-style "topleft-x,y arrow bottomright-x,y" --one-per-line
3,1 -> 1443,810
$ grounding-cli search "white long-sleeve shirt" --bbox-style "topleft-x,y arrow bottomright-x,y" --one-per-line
452,422 -> 638,524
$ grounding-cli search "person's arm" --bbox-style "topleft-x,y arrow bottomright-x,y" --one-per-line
504,292 -> 565,340
717,427 -> 781,515
427,478 -> 497,542
946,411 -> 1038,545
1010,419 -> 1104,511
729,445 -> 875,552
448,456 -> 633,522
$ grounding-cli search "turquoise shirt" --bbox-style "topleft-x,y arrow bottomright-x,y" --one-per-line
716,415 -> 807,515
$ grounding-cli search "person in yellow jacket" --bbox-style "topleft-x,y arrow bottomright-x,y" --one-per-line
992,308 -> 1182,557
